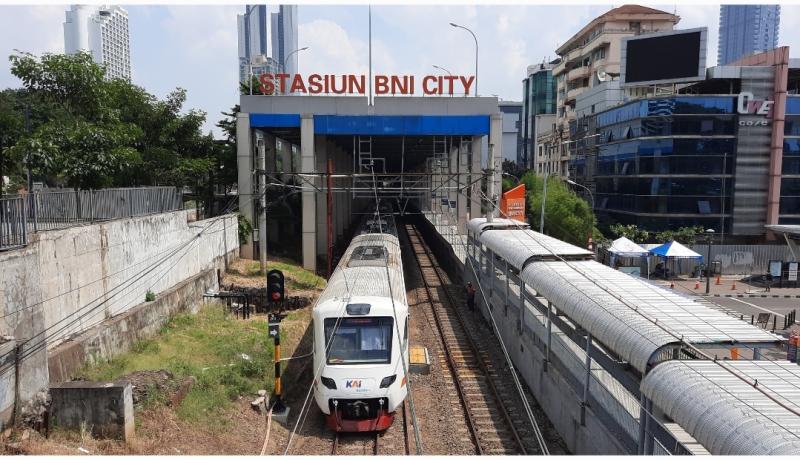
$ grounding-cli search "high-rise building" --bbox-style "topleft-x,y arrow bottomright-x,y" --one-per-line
545,5 -> 679,177
237,5 -> 269,84
520,61 -> 558,169
63,5 -> 131,81
271,5 -> 298,75
718,5 -> 780,65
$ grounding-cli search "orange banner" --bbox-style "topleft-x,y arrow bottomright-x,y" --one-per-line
500,184 -> 527,222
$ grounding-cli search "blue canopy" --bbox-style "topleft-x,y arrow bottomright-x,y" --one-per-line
649,240 -> 702,259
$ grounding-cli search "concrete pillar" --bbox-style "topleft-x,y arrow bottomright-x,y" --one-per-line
315,138 -> 330,262
301,114 -> 316,272
488,113 -> 503,219
457,137 -> 469,233
471,136 -> 482,219
236,112 -> 254,259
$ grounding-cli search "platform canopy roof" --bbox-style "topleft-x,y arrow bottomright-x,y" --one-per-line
466,217 -> 528,235
608,236 -> 648,257
519,260 -> 782,373
649,240 -> 702,259
641,360 -> 800,455
480,227 -> 593,270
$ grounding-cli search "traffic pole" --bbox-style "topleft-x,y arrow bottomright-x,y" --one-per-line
269,313 -> 286,413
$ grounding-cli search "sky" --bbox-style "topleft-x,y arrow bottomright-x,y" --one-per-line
1,2 -> 800,137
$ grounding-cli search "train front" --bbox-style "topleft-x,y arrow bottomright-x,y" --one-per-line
313,298 -> 409,432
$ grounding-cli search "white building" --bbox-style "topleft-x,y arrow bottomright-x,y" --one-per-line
64,5 -> 131,81
271,5 -> 298,76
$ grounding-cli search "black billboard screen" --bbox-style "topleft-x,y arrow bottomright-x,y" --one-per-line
624,31 -> 702,83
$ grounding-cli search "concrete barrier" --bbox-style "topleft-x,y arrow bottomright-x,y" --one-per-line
49,381 -> 134,441
0,211 -> 238,429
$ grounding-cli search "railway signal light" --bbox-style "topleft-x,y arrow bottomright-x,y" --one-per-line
267,269 -> 285,303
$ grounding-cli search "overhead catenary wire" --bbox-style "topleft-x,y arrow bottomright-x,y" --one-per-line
367,162 -> 424,455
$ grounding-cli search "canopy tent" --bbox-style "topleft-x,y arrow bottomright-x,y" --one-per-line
648,240 -> 703,280
608,236 -> 648,257
649,240 -> 703,259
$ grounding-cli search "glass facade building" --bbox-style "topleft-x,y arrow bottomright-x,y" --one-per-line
520,64 -> 557,166
575,96 -> 739,233
718,5 -> 780,65
781,97 -> 800,223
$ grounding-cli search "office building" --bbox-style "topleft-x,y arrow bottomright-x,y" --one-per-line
498,101 -> 522,164
718,5 -> 780,65
271,5 -> 299,75
570,47 -> 800,241
63,5 -> 131,81
520,61 -> 558,168
237,5 -> 269,84
544,5 -> 679,177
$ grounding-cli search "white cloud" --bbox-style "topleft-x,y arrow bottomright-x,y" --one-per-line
0,5 -> 64,88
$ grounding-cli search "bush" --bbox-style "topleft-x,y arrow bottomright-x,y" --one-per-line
145,290 -> 156,302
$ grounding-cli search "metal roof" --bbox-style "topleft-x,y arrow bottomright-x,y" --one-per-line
519,260 -> 782,373
766,224 -> 800,236
641,361 -> 800,455
480,228 -> 593,270
466,217 -> 528,235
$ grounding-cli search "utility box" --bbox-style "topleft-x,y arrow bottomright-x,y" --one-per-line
49,381 -> 134,442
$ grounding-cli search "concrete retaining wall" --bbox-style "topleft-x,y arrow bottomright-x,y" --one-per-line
0,211 -> 238,429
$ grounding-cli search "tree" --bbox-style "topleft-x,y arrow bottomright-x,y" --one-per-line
609,223 -> 651,243
520,171 -> 597,247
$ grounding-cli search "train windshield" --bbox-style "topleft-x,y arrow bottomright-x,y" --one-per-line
324,316 -> 393,365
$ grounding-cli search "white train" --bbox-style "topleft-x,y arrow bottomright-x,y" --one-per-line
312,212 -> 409,432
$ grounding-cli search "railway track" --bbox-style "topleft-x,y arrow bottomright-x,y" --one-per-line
406,223 -> 547,455
330,401 -> 410,455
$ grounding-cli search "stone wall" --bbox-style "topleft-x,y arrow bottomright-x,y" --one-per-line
0,211 -> 238,429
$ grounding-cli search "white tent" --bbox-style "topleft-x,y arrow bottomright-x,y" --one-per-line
608,236 -> 648,257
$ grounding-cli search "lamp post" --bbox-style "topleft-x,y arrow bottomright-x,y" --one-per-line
449,22 -> 478,96
283,46 -> 309,75
705,228 -> 715,294
432,64 -> 452,76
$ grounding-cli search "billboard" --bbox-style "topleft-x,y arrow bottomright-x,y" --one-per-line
620,28 -> 707,86
500,184 -> 527,222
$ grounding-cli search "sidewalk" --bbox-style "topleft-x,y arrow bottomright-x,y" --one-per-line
651,276 -> 800,298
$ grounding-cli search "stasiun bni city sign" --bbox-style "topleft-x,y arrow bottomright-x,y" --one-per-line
257,73 -> 476,96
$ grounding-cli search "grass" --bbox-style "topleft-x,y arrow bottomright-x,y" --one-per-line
231,260 -> 327,290
78,304 -> 277,428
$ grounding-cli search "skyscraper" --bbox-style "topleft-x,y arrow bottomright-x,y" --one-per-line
237,5 -> 269,84
718,5 -> 780,65
520,61 -> 557,168
271,5 -> 298,75
63,5 -> 131,81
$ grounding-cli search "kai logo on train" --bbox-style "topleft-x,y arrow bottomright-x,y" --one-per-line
345,379 -> 362,389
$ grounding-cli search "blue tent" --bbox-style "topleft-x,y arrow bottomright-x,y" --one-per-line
649,241 -> 702,259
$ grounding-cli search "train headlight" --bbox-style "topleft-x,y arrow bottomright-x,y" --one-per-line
379,374 -> 397,388
321,376 -> 337,390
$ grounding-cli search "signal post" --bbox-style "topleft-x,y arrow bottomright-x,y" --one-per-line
267,269 -> 290,423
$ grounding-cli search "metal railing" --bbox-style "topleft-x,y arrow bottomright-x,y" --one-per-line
0,187 -> 182,251
0,196 -> 27,251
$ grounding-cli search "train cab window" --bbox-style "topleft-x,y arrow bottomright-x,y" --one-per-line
348,245 -> 388,267
324,317 -> 393,365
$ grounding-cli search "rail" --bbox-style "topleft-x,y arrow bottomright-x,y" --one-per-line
0,187 -> 182,251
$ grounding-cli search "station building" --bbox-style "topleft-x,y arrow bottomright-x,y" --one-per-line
570,47 -> 800,241
235,95 -> 504,272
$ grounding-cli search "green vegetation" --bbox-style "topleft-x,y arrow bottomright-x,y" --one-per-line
609,223 -> 706,244
78,305 -> 274,427
232,260 -> 326,290
144,290 -> 155,302
0,51 -> 236,216
519,172 -> 598,247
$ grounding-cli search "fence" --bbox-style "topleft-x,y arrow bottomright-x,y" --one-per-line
0,187 -> 182,251
0,196 -> 27,250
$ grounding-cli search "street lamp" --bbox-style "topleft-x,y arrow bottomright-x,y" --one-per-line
432,64 -> 452,76
564,178 -> 595,211
449,22 -> 478,96
705,228 -> 715,294
283,46 -> 309,74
